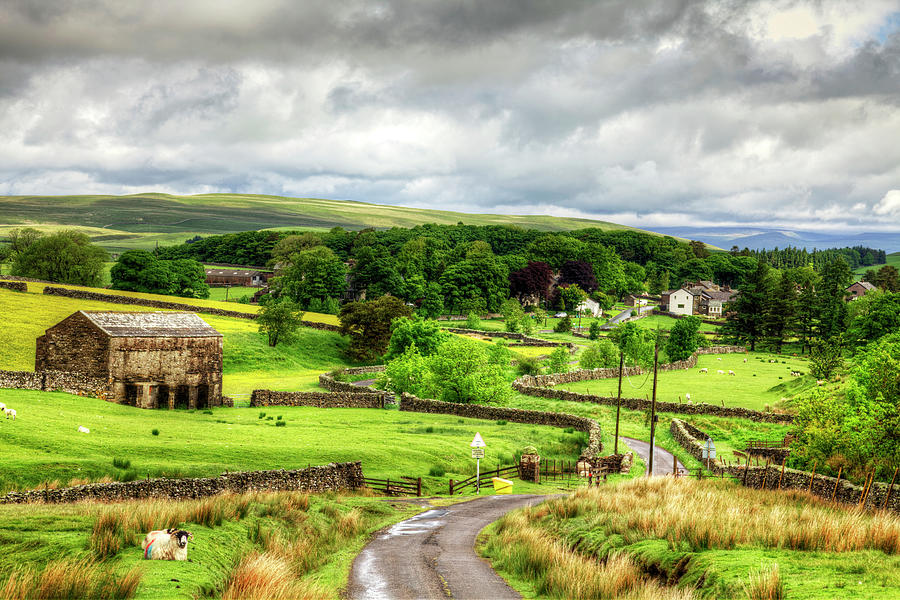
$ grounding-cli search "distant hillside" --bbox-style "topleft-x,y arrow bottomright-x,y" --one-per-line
651,226 -> 900,253
0,193 -> 654,251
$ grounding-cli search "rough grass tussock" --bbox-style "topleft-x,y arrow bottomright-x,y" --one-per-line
0,559 -> 142,600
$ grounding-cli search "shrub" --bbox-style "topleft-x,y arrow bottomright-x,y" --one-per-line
277,415 -> 282,420
258,412 -> 266,419
429,465 -> 446,477
553,315 -> 572,333
516,356 -> 541,376
495,420 -> 508,426
588,320 -> 601,340
425,426 -> 434,433
579,339 -> 618,370
151,429 -> 159,436
275,421 -> 286,427
547,346 -> 570,374
465,311 -> 481,330
111,457 -> 131,470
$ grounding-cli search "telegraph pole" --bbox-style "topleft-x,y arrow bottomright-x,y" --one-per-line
648,332 -> 660,477
614,349 -> 624,454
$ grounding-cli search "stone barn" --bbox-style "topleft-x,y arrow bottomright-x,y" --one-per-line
35,311 -> 224,409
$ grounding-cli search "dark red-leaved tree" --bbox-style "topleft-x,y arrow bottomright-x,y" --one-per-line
509,261 -> 554,303
559,260 -> 598,293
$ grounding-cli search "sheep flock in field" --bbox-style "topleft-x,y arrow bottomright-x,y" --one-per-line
142,528 -> 193,561
3,407 -> 15,420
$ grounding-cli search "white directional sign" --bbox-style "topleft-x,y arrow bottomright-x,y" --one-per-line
470,432 -> 486,448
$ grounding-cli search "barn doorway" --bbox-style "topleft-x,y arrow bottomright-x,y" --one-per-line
124,384 -> 138,407
157,385 -> 171,410
196,384 -> 209,409
174,385 -> 190,410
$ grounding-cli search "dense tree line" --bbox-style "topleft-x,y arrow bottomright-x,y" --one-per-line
741,245 -> 886,271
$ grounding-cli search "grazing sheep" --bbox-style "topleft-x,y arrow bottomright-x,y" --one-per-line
4,408 -> 15,420
728,370 -> 735,376
0,402 -> 5,411
743,359 -> 747,363
142,528 -> 192,561
717,370 -> 725,375
699,368 -> 708,373
77,425 -> 90,433
717,357 -> 722,361
790,371 -> 800,377
685,393 -> 691,402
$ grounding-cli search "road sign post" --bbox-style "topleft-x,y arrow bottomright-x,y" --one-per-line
471,433 -> 486,494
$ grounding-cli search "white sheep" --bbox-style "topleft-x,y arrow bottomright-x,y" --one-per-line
4,408 -> 15,420
728,370 -> 735,376
743,359 -> 747,363
0,402 -> 5,411
685,393 -> 691,402
717,357 -> 722,361
699,368 -> 708,373
717,369 -> 725,374
77,425 -> 90,433
142,528 -> 193,561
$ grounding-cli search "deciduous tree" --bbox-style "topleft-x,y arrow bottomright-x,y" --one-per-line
13,230 -> 108,286
338,295 -> 412,361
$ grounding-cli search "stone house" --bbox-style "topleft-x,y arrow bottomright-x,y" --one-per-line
846,281 -> 876,301
35,311 -> 224,409
661,282 -> 735,316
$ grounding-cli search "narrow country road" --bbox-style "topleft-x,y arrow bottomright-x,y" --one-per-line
346,494 -> 547,600
351,378 -> 377,387
600,307 -> 634,329
621,436 -> 687,476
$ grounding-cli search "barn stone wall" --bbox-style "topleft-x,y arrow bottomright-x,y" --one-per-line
443,328 -> 575,349
0,462 -> 364,505
35,312 -> 110,376
250,389 -> 385,408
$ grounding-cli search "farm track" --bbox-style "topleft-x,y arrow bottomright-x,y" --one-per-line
621,436 -> 687,476
346,494 -> 547,600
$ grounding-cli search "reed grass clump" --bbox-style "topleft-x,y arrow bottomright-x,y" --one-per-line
0,559 -> 142,600
743,563 -> 784,600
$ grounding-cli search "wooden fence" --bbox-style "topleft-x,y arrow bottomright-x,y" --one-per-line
449,464 -> 520,495
363,476 -> 422,497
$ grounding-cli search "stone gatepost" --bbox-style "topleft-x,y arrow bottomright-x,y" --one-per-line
520,450 -> 540,483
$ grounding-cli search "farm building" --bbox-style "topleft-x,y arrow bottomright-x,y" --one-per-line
35,311 -> 224,409
846,280 -> 876,300
205,268 -> 272,287
660,282 -> 735,316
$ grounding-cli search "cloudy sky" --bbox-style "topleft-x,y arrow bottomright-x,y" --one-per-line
1,0 -> 899,232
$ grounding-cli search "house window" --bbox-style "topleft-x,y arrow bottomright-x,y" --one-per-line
677,304 -> 684,308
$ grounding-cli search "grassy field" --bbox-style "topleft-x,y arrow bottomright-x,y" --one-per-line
481,477 -> 900,599
631,313 -> 722,333
0,489 -> 426,600
555,351 -> 812,412
0,389 -> 588,494
0,193 -> 651,252
852,251 -> 900,277
206,286 -> 259,302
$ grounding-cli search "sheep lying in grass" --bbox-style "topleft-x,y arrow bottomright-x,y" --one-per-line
4,408 -> 16,420
699,368 -> 708,373
717,369 -> 725,374
77,425 -> 90,433
142,528 -> 192,561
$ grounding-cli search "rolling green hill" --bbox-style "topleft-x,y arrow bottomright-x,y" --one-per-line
0,193 -> 650,251
852,251 -> 900,278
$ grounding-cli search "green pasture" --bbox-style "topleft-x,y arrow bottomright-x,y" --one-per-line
0,389 -> 587,494
0,287 -> 346,396
0,193 -> 649,253
205,286 -> 259,302
631,313 -> 723,333
852,251 -> 900,277
555,351 -> 812,412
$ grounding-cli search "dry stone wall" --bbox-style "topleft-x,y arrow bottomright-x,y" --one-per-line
399,393 -> 602,460
0,281 -> 27,292
669,418 -> 899,512
444,328 -> 574,348
0,369 -> 110,398
250,389 -> 385,409
0,462 -> 364,505
40,286 -> 340,331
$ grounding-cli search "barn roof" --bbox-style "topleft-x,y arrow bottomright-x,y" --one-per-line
79,311 -> 223,338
